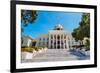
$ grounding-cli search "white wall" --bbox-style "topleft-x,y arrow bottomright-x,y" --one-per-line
0,0 -> 99,73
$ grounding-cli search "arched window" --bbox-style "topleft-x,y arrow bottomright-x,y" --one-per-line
58,41 -> 60,44
64,35 -> 66,39
57,35 -> 60,40
51,35 -> 53,39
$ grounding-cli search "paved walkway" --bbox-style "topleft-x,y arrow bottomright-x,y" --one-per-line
22,49 -> 79,63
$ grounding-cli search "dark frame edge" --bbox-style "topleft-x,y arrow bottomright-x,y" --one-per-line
15,64 -> 96,72
94,6 -> 97,67
10,1 -> 16,73
15,0 -> 97,9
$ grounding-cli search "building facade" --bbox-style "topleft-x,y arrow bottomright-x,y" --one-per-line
36,24 -> 76,49
21,35 -> 33,47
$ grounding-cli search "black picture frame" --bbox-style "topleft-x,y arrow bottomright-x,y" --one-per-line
10,0 -> 97,73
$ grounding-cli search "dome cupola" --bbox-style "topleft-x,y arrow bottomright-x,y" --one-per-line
54,24 -> 63,30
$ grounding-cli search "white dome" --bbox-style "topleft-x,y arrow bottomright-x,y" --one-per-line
54,24 -> 63,30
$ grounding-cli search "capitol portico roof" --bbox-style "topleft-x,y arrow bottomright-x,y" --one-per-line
54,24 -> 63,30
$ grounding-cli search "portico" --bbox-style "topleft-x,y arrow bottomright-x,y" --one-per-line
36,24 -> 74,49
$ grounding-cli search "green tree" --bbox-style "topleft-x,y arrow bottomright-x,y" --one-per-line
72,28 -> 79,42
72,27 -> 84,45
21,10 -> 37,33
21,10 -> 37,26
72,13 -> 90,47
79,13 -> 90,38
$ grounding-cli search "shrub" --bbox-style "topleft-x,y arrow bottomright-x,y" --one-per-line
21,48 -> 33,53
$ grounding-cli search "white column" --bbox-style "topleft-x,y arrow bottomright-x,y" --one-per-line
60,34 -> 61,49
56,35 -> 57,49
63,34 -> 65,49
53,35 -> 54,49
68,40 -> 70,50
66,36 -> 69,50
64,35 -> 66,49
49,34 -> 51,49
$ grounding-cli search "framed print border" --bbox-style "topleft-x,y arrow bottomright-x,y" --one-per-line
10,1 -> 97,73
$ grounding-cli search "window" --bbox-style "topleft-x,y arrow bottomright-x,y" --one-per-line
58,41 -> 60,44
64,35 -> 66,39
57,35 -> 60,40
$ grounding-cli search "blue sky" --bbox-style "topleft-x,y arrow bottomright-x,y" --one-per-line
22,10 -> 83,38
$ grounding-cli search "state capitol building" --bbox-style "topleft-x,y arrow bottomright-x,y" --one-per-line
35,24 -> 77,49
